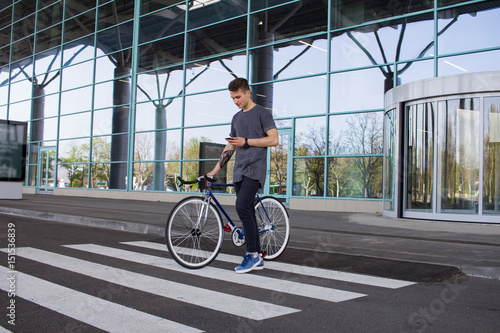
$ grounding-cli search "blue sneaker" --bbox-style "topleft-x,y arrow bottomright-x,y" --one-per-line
254,257 -> 264,271
235,253 -> 263,273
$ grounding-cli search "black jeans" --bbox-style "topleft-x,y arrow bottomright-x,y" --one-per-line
234,176 -> 260,253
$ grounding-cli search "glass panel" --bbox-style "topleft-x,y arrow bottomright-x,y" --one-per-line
135,98 -> 183,131
293,157 -> 324,197
406,103 -> 434,211
58,138 -> 90,164
0,26 -> 10,46
141,0 -> 183,16
63,41 -> 95,67
91,136 -> 111,162
10,60 -> 34,85
40,148 -> 56,190
35,24 -> 62,54
59,112 -> 91,139
90,163 -> 110,189
138,35 -> 185,72
250,1 -> 327,46
294,116 -> 326,156
34,70 -> 61,96
269,131 -> 289,196
165,161 -> 180,191
181,161 -> 202,190
59,163 -> 88,188
330,68 -> 385,113
29,164 -> 37,186
136,67 -> 184,102
437,98 -> 479,213
13,14 -> 35,40
65,1 -> 97,20
251,0 -> 298,11
329,112 -> 383,156
331,1 -> 433,29
98,1 -> 134,31
184,91 -> 234,127
271,38 -> 328,81
96,23 -> 133,54
32,117 -> 58,141
0,7 -> 12,30
327,156 -> 383,198
483,97 -> 500,215
134,130 -> 181,163
133,161 -> 154,190
93,108 -> 113,135
9,80 -> 32,104
133,161 -> 181,191
60,86 -> 93,114
438,50 -> 500,77
187,17 -> 247,62
185,55 -> 246,94
273,76 -> 327,117
396,59 -> 434,87
383,109 -> 397,210
8,100 -> 31,122
64,10 -> 96,42
187,0 -> 247,30
94,54 -> 116,82
93,81 -> 114,109
37,3 -> 63,31
11,37 -> 34,63
14,1 -> 36,20
438,6 -> 500,56
62,60 -> 94,90
438,0 -> 469,6
331,14 -> 434,72
183,125 -> 231,157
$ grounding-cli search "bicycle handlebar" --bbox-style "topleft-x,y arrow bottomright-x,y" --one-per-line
177,175 -> 216,186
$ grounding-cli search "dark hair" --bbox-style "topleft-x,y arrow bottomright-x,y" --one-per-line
228,78 -> 250,92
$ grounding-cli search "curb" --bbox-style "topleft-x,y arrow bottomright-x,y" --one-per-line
0,207 -> 165,236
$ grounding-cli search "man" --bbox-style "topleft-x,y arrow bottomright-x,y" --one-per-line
207,78 -> 278,273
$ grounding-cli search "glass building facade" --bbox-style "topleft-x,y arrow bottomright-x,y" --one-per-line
0,0 -> 499,222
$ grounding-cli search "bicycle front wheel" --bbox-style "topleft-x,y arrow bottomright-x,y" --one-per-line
255,196 -> 290,260
166,197 -> 224,269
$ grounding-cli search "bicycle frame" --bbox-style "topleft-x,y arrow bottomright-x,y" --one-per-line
202,182 -> 272,241
203,182 -> 244,240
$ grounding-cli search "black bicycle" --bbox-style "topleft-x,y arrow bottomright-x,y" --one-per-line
165,175 -> 290,269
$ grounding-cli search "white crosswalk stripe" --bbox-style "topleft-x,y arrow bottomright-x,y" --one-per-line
0,241 -> 417,331
0,265 -> 202,333
1,247 -> 298,321
121,240 -> 416,289
64,243 -> 367,303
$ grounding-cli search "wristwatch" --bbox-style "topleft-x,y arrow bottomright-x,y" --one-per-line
244,138 -> 249,148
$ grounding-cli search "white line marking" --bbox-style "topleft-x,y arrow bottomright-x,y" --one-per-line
0,265 -> 201,333
65,243 -> 366,303
1,247 -> 299,321
123,241 -> 416,289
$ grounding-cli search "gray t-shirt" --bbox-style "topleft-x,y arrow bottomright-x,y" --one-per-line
229,104 -> 276,188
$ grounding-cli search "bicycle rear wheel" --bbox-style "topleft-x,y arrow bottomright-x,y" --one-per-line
254,196 -> 290,260
166,197 -> 224,269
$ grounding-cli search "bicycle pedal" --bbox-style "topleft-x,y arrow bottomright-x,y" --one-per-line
223,224 -> 231,232
260,251 -> 267,258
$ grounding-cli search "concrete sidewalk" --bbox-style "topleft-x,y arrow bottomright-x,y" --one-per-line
1,193 -> 499,280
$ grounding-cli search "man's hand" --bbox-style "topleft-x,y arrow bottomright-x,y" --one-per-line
226,137 -> 244,147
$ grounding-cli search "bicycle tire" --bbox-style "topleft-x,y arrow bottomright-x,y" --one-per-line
254,196 -> 290,260
166,196 -> 224,269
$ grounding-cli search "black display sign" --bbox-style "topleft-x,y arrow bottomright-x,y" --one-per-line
0,120 -> 28,182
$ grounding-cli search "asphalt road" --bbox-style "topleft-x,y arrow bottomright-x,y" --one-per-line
0,214 -> 499,333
